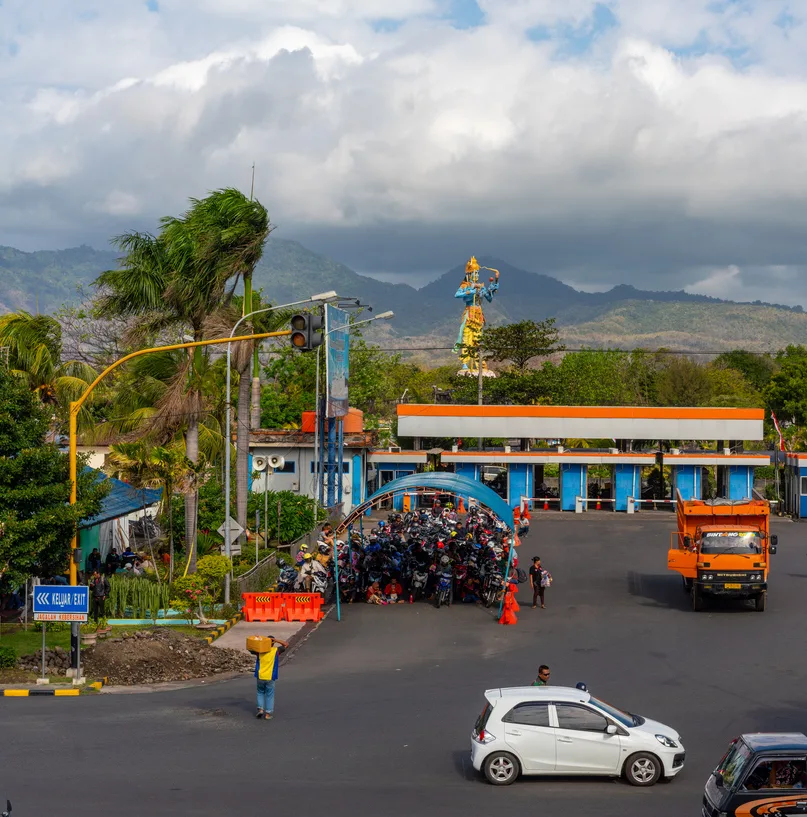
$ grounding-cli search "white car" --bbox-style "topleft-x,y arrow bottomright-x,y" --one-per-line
470,686 -> 685,787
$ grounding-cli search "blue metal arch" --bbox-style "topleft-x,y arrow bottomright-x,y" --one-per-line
337,471 -> 515,533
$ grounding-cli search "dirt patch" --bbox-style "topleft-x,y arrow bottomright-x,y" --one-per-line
82,628 -> 254,685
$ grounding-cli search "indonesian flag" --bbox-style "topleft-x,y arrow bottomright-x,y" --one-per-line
771,411 -> 786,452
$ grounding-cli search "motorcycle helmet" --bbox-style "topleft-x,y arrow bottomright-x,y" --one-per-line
277,557 -> 286,568
436,541 -> 445,550
303,553 -> 313,561
299,543 -> 309,552
440,555 -> 450,566
318,543 -> 330,554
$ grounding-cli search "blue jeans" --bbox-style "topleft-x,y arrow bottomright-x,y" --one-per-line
256,679 -> 275,713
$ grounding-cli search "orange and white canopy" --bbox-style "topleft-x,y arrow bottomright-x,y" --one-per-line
397,405 -> 764,441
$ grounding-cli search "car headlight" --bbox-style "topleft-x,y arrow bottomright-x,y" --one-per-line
655,734 -> 678,748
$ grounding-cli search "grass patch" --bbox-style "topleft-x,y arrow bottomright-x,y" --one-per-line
0,624 -> 71,657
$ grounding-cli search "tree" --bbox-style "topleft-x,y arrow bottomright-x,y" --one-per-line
0,366 -> 106,589
107,441 -> 199,578
714,350 -> 776,393
764,346 -> 807,427
480,319 -> 564,373
655,357 -> 711,407
95,189 -> 266,571
0,311 -> 97,421
702,363 -> 761,408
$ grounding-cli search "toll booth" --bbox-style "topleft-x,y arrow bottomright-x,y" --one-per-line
614,464 -> 641,512
785,454 -> 807,518
560,463 -> 587,511
366,451 -> 429,511
508,463 -> 532,509
673,465 -> 702,501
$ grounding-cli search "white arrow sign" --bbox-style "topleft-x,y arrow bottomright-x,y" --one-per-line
36,591 -> 48,605
217,516 -> 244,539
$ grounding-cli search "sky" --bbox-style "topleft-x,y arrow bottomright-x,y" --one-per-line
2,0 -> 807,303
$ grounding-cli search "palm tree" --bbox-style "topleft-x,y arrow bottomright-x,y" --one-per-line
0,311 -> 97,420
95,189 -> 269,571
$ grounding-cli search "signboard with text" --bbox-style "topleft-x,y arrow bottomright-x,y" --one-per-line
33,585 -> 89,622
325,304 -> 350,418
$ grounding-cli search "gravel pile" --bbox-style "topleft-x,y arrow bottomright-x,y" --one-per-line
81,628 -> 254,685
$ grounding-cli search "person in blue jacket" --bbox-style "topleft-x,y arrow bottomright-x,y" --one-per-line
250,637 -> 289,720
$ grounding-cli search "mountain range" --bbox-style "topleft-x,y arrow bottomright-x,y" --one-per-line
2,239 -> 805,357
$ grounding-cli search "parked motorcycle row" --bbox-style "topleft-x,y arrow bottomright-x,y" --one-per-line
276,505 -> 517,609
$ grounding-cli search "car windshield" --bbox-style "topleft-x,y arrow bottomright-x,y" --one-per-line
719,740 -> 753,789
701,531 -> 762,555
590,696 -> 634,728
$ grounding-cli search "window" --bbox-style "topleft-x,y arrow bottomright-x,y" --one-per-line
589,696 -> 634,729
719,740 -> 752,789
742,759 -> 807,791
474,703 -> 492,735
502,702 -> 551,728
555,703 -> 609,733
276,460 -> 295,474
310,462 -> 350,473
801,476 -> 807,496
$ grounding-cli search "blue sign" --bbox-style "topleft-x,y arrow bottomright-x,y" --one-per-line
33,585 -> 89,622
325,304 -> 350,418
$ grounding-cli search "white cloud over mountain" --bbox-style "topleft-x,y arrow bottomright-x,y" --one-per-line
2,0 -> 807,304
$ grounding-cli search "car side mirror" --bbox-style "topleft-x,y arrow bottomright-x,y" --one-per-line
606,724 -> 617,735
714,772 -> 724,788
683,535 -> 692,549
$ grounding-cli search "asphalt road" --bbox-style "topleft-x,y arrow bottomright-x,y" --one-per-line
2,514 -> 805,817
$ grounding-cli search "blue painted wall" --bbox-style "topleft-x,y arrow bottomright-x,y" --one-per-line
508,463 -> 531,507
453,462 -> 477,508
727,466 -> 753,501
560,463 -> 587,511
800,466 -> 807,519
614,464 -> 640,512
674,465 -> 702,501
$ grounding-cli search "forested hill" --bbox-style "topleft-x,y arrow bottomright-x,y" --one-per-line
1,240 -> 804,353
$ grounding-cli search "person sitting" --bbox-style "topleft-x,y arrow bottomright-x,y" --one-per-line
295,544 -> 310,566
86,547 -> 102,575
122,546 -> 136,562
366,581 -> 385,605
384,578 -> 404,603
104,549 -> 120,576
132,560 -> 144,577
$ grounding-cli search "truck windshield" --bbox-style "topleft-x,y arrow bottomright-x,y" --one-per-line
718,739 -> 753,789
701,531 -> 761,555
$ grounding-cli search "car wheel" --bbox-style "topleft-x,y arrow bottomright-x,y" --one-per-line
624,752 -> 662,787
755,592 -> 766,612
483,752 -> 520,786
692,586 -> 704,612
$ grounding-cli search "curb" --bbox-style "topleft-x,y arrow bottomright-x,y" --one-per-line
88,676 -> 109,691
204,613 -> 243,645
3,687 -> 81,696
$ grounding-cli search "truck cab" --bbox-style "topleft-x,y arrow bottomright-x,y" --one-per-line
668,493 -> 777,612
704,734 -> 807,816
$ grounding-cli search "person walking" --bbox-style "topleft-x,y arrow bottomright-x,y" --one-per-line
529,556 -> 551,609
250,636 -> 289,720
532,665 -> 551,686
89,571 -> 110,623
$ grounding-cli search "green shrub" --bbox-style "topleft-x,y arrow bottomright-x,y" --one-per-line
0,646 -> 17,668
197,555 -> 232,586
33,621 -> 70,633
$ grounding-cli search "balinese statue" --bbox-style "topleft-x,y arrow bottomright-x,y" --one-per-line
453,256 -> 500,376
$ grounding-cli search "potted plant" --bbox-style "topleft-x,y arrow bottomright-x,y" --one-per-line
80,623 -> 98,647
96,617 -> 111,637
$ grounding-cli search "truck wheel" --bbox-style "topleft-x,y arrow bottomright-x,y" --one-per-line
754,592 -> 766,612
682,577 -> 693,594
692,586 -> 704,612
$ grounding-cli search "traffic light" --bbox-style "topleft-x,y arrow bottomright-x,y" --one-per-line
290,312 -> 324,352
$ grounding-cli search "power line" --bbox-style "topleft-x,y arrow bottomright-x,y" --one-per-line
374,346 -> 779,355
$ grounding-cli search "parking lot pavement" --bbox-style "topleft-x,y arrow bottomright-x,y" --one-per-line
2,514 -> 804,817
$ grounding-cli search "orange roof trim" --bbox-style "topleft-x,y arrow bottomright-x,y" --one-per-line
397,404 -> 764,420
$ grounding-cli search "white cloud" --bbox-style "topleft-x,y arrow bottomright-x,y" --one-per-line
2,0 -> 807,305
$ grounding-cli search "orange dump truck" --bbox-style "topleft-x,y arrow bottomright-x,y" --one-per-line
668,492 -> 778,612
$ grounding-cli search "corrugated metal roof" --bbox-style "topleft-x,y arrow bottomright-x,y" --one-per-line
79,468 -> 162,529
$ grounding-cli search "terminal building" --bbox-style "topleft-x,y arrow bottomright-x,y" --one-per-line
250,404 -> 778,515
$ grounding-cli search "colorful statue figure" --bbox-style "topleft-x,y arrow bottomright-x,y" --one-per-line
454,256 -> 500,376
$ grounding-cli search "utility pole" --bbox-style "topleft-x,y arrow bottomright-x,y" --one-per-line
477,345 -> 484,451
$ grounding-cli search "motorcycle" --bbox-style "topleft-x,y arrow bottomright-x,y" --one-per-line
481,571 -> 505,608
276,559 -> 298,593
2,801 -> 10,817
409,568 -> 429,602
435,558 -> 453,608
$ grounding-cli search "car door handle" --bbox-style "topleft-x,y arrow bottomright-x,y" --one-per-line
508,730 -> 522,736
557,737 -> 573,743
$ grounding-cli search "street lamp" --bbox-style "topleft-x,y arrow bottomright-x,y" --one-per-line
313,310 -> 394,503
223,291 -> 337,603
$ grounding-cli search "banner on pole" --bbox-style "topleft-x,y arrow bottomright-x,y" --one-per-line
325,304 -> 350,417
